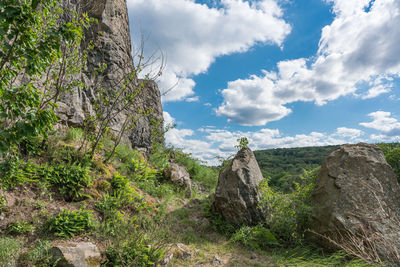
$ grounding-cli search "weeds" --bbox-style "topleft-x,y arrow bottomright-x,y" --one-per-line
0,237 -> 21,267
47,209 -> 95,238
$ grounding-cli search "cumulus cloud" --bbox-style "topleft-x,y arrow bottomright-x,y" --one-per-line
128,0 -> 291,102
360,111 -> 400,138
217,0 -> 400,125
335,127 -> 363,139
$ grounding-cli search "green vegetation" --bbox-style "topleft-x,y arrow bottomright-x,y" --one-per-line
0,0 -> 89,156
378,142 -> 400,182
254,145 -> 338,192
47,209 -> 94,238
0,237 -> 21,266
2,1 -> 398,266
6,220 -> 36,235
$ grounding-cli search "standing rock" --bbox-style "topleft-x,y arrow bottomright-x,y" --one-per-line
212,147 -> 265,227
310,143 -> 400,261
164,162 -> 192,197
55,0 -> 163,150
50,242 -> 102,267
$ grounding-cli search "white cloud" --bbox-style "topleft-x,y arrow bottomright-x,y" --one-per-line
163,111 -> 175,128
217,0 -> 400,125
186,96 -> 200,102
335,127 -> 363,139
360,111 -> 400,138
128,0 -> 291,102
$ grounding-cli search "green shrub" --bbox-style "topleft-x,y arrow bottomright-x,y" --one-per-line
96,173 -> 149,218
7,220 -> 36,235
18,240 -> 54,267
65,127 -> 84,142
0,237 -> 21,267
47,209 -> 94,238
44,163 -> 92,201
149,142 -> 170,171
231,224 -> 279,249
0,157 -> 41,189
259,168 -> 318,244
105,232 -> 165,267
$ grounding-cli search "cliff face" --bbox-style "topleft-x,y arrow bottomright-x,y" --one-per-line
56,0 -> 163,150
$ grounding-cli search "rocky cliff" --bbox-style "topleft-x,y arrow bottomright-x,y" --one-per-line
56,0 -> 163,150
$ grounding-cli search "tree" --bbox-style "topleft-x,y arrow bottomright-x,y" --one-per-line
0,0 -> 89,157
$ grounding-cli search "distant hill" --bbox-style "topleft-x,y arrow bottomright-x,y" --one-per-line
254,145 -> 340,192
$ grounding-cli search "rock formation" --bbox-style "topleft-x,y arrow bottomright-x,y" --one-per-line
212,147 -> 265,227
56,0 -> 163,150
50,242 -> 102,267
310,143 -> 400,261
163,161 -> 192,198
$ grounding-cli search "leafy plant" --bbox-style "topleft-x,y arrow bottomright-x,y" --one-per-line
44,163 -> 92,201
231,224 -> 279,249
0,0 -> 90,156
105,231 -> 165,267
259,168 -> 318,244
7,220 -> 36,235
235,137 -> 249,150
47,209 -> 94,238
0,157 -> 40,189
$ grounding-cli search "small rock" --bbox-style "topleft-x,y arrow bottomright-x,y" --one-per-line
50,242 -> 101,267
175,243 -> 192,260
250,252 -> 257,259
213,255 -> 224,265
160,253 -> 173,266
164,162 -> 192,198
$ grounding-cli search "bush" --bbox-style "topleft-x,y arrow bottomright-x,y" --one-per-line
0,157 -> 40,189
6,220 -> 36,235
96,173 -> 149,217
231,224 -> 279,249
259,168 -> 318,244
44,163 -> 92,201
105,232 -> 165,267
47,209 -> 94,238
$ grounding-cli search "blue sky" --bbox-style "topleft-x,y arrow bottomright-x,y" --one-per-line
127,0 -> 400,164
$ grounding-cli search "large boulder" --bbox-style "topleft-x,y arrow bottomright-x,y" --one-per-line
310,143 -> 400,261
212,147 -> 265,227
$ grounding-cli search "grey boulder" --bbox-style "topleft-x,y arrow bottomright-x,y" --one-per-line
310,143 -> 400,262
212,147 -> 265,227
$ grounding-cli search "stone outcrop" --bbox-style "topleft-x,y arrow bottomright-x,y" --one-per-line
164,161 -> 192,198
310,143 -> 400,261
212,147 -> 265,227
50,242 -> 102,267
56,0 -> 163,150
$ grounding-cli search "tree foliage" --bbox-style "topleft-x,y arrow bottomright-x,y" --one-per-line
0,0 -> 89,156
